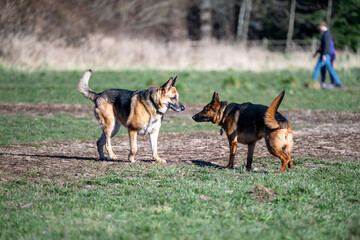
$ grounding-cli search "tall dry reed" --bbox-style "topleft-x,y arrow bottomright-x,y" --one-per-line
1,34 -> 359,71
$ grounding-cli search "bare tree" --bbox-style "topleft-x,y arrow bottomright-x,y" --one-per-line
326,0 -> 332,26
236,0 -> 247,41
242,0 -> 252,46
200,0 -> 212,40
88,0 -> 187,40
286,0 -> 296,53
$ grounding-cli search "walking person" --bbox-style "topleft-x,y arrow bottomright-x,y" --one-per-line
314,36 -> 337,88
312,22 -> 342,88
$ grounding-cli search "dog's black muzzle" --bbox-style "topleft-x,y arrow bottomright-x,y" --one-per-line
192,114 -> 210,122
169,102 -> 185,112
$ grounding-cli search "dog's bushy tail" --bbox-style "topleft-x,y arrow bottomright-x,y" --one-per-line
78,69 -> 97,102
264,90 -> 285,129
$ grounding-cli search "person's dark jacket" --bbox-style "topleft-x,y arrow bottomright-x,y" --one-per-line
314,30 -> 332,58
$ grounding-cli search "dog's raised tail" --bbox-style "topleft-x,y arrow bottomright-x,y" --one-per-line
264,90 -> 285,129
78,69 -> 97,102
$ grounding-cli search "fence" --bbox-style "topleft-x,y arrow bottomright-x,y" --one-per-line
247,38 -> 319,52
191,38 -> 319,53
248,38 -> 320,52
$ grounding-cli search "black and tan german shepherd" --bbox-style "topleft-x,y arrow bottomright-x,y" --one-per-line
192,91 -> 293,173
78,70 -> 185,162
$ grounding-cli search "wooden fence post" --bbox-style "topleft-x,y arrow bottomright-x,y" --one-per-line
200,0 -> 212,41
311,37 -> 318,53
286,0 -> 296,53
262,38 -> 268,50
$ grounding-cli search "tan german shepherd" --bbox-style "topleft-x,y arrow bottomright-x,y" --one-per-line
192,91 -> 293,173
78,70 -> 185,162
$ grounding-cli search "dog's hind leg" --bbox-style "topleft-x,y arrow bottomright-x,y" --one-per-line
266,130 -> 292,173
95,108 -> 106,160
111,121 -> 121,138
278,153 -> 290,174
104,124 -> 118,161
97,133 -> 106,160
98,122 -> 120,160
245,142 -> 256,171
128,130 -> 137,163
267,147 -> 289,174
268,146 -> 289,173
284,135 -> 293,171
287,154 -> 293,171
96,105 -> 118,160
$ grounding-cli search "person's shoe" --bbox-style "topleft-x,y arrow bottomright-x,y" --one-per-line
320,82 -> 327,88
327,84 -> 335,89
335,84 -> 342,88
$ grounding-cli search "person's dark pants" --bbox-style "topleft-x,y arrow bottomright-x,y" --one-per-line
321,53 -> 336,85
313,54 -> 341,86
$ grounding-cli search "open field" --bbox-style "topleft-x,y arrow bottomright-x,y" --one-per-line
0,68 -> 360,239
0,67 -> 359,111
1,103 -> 360,178
1,36 -> 360,71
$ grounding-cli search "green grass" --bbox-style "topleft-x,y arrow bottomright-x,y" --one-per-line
1,160 -> 359,240
1,67 -> 359,239
0,67 -> 359,111
0,114 -> 219,145
0,114 -> 99,145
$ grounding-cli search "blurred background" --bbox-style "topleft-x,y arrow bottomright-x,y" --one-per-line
0,0 -> 359,70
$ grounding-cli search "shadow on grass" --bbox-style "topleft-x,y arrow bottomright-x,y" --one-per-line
191,159 -> 270,174
2,152 -> 99,161
190,160 -> 224,169
2,153 -> 275,172
1,153 -> 156,163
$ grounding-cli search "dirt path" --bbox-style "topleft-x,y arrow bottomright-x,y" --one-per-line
0,102 -> 359,182
1,102 -> 359,125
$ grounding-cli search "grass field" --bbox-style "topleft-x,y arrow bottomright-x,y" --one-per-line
1,162 -> 359,240
0,67 -> 359,111
0,114 -> 218,146
0,66 -> 359,240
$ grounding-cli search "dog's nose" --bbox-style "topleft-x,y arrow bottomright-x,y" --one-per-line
181,105 -> 185,111
192,115 -> 195,120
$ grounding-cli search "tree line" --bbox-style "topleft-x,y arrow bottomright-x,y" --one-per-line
0,0 -> 359,51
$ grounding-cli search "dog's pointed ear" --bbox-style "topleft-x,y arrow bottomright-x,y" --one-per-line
211,92 -> 219,103
172,76 -> 177,86
161,77 -> 173,92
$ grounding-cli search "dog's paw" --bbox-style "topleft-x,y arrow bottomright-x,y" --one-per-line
155,157 -> 166,163
128,155 -> 136,163
108,154 -> 118,161
225,164 -> 233,169
245,166 -> 252,172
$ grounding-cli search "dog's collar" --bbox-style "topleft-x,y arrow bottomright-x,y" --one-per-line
216,101 -> 228,126
150,95 -> 163,115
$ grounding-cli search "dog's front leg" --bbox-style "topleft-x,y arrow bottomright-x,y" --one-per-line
149,130 -> 166,163
128,130 -> 138,163
226,140 -> 238,169
246,142 -> 256,171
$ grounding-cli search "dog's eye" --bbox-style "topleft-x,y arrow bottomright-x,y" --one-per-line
171,96 -> 177,101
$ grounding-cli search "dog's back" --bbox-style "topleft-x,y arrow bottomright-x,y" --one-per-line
223,102 -> 289,137
78,70 -> 135,123
96,89 -> 134,121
